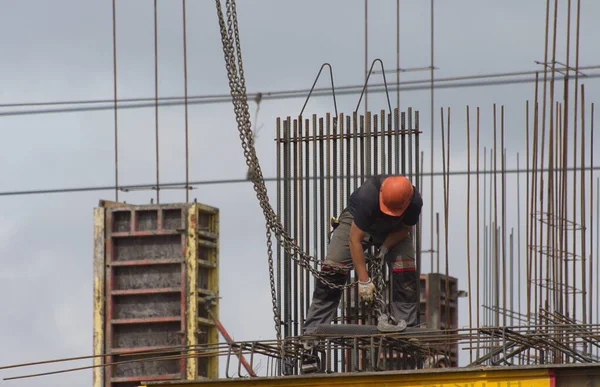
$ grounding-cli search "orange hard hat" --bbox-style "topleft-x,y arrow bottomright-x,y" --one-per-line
379,175 -> 414,216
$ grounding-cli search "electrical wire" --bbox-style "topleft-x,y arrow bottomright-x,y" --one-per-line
1,67 -> 600,118
1,166 -> 598,198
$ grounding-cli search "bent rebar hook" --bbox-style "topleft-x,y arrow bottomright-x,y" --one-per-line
299,62 -> 338,118
355,58 -> 393,114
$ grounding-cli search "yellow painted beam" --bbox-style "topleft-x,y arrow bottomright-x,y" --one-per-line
138,368 -> 551,387
185,204 -> 199,380
92,207 -> 106,387
207,206 -> 219,379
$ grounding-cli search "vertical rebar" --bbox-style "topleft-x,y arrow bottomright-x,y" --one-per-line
510,229 -> 514,327
590,103 -> 595,357
589,103 -> 600,355
580,85 -> 587,340
483,146 -> 488,326
304,118 -> 311,324
548,0 -> 559,316
415,111 -> 422,326
429,0 -> 435,288
538,0 -> 551,322
282,119 -> 291,340
440,107 -> 451,331
276,118 -> 282,347
396,0 -> 400,112
388,112 -> 393,175
312,115 -> 319,315
332,113 -> 338,219
298,118 -> 305,333
380,110 -> 386,175
466,105 -> 473,362
112,0 -> 119,201
526,98 -> 532,324
517,152 -> 522,317
436,212 -> 440,274
501,106 -> 507,328
364,0 -> 368,114
319,115 -> 327,323
492,104 -> 499,328
395,108 -> 400,174
597,177 -> 599,357
153,0 -> 160,203
373,113 -> 378,176
335,115 -> 343,373
365,112 -> 371,178
350,113 -> 357,326
354,112 -> 359,190
476,106 -> 481,358
562,0 -> 572,323
182,0 -> 189,202
344,114 -> 351,331
401,111 -> 407,175
293,119 -> 299,337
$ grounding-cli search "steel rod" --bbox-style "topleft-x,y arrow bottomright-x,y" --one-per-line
182,0 -> 190,202
111,0 -> 119,201
476,106 -> 481,359
298,118 -> 305,334
466,106 -> 473,363
153,0 -> 160,204
293,119 -> 299,338
580,85 -> 587,350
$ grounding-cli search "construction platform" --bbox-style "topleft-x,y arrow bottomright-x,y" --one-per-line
139,363 -> 600,387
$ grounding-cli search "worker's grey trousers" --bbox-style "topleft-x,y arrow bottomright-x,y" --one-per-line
303,210 -> 418,334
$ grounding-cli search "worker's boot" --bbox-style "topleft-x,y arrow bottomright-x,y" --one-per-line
299,338 -> 321,374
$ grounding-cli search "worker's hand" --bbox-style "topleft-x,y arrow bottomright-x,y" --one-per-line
358,278 -> 376,303
375,246 -> 389,260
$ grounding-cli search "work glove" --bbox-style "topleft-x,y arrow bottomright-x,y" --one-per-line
375,246 -> 388,260
358,277 -> 376,303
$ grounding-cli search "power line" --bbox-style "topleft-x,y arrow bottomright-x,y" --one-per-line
2,166 -> 599,198
2,66 -> 600,118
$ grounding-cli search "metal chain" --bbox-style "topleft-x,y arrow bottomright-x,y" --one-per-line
366,254 -> 387,318
214,1 -> 358,331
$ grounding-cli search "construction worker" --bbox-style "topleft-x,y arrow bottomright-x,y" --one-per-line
303,174 -> 423,333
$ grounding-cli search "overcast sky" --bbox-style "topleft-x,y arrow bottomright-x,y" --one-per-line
1,1 -> 600,385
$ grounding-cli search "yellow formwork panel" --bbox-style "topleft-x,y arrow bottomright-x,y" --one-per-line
139,368 -> 551,387
185,204 -> 199,380
186,203 -> 220,380
92,207 -> 105,387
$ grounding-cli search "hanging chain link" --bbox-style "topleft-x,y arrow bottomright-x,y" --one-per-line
366,254 -> 388,318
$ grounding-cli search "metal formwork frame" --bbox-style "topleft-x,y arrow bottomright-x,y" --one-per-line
93,201 -> 220,387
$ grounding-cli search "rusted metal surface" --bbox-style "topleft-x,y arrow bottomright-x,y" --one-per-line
420,273 -> 459,367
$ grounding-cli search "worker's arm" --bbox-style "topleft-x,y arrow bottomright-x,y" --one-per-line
381,225 -> 412,251
349,222 -> 369,282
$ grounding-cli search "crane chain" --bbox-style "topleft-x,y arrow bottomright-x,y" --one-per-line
214,0 -> 358,325
214,2 -> 394,341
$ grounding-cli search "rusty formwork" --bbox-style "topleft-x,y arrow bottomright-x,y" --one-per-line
93,200 -> 220,387
419,273 -> 459,367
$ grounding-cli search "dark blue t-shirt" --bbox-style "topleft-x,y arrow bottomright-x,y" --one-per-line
346,175 -> 423,235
